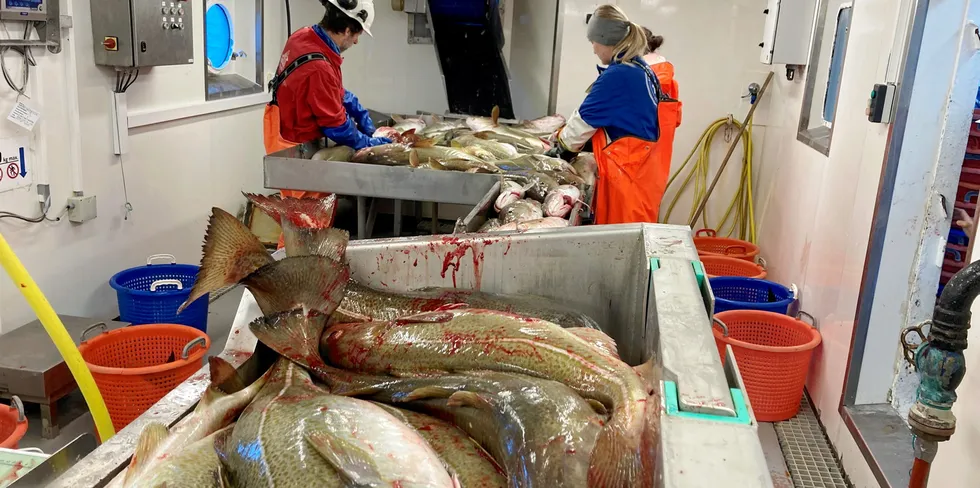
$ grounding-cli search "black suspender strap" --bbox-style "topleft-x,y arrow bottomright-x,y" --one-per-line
268,52 -> 328,105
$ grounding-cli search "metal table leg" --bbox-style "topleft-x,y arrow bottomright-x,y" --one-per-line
356,196 -> 367,240
393,200 -> 403,237
365,199 -> 378,239
431,202 -> 438,235
41,401 -> 59,439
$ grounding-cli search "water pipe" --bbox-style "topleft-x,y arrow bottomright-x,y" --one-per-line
904,259 -> 980,487
0,232 -> 115,441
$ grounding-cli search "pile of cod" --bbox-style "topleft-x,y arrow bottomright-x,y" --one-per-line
312,108 -> 596,232
113,194 -> 659,488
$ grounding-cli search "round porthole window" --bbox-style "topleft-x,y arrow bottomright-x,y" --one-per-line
205,2 -> 234,72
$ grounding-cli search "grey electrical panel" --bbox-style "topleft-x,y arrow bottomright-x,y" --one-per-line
90,0 -> 193,67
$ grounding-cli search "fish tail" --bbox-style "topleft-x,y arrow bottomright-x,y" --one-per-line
122,421 -> 170,486
587,423 -> 644,488
588,401 -> 648,488
208,356 -> 245,394
249,310 -> 353,389
243,192 -> 338,230
179,208 -> 273,313
283,225 -> 350,261
241,255 -> 350,316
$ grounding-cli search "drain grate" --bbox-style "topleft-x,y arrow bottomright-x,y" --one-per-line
774,397 -> 851,488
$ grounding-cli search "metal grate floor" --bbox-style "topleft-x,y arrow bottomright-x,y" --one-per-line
774,397 -> 852,488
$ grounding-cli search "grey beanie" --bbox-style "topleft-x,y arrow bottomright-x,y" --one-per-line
587,15 -> 629,46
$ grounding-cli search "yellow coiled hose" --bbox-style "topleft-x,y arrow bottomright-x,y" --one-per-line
661,116 -> 757,244
0,232 -> 115,441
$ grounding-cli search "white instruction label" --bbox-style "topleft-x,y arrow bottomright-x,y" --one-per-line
0,137 -> 33,193
6,102 -> 41,132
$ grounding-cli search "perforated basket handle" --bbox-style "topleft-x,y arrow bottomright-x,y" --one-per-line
146,254 -> 177,265
150,279 -> 184,292
757,256 -> 767,268
79,322 -> 108,342
695,229 -> 718,237
712,317 -> 729,337
182,337 -> 208,359
11,395 -> 25,422
724,245 -> 748,255
797,311 -> 816,328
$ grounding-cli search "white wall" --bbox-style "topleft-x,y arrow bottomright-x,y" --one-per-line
751,0 -> 913,485
554,0 -> 772,229
509,0 -> 558,120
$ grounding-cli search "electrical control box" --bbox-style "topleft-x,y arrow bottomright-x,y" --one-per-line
759,0 -> 816,66
0,0 -> 45,21
90,0 -> 193,67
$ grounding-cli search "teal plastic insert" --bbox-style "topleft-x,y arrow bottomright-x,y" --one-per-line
663,380 -> 752,424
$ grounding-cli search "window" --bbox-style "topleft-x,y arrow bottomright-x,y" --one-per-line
822,5 -> 852,124
798,0 -> 855,155
204,0 -> 264,100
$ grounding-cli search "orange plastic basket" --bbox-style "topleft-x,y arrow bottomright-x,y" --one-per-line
694,229 -> 760,261
78,323 -> 209,432
713,310 -> 821,422
0,397 -> 27,449
700,255 -> 767,279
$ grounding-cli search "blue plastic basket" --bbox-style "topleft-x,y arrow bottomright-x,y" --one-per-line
710,277 -> 796,315
109,254 -> 208,332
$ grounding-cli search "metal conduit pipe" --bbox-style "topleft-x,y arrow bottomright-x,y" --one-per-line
905,259 -> 980,488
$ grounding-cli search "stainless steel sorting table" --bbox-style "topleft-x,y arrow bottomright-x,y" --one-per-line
264,140 -> 500,238
51,224 -> 773,487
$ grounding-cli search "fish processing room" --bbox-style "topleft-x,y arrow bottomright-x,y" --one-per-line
1,0 -> 979,486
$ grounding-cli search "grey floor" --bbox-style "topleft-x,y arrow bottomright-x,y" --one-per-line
12,288 -> 842,487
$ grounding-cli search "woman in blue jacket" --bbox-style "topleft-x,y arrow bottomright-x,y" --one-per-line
550,5 -> 666,225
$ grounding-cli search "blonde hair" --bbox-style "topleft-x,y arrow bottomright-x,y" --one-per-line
593,5 -> 647,61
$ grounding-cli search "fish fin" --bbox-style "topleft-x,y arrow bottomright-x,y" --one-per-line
588,421 -> 644,488
569,327 -> 621,360
393,310 -> 458,324
330,308 -> 373,324
391,114 -> 405,123
446,391 -> 493,410
400,386 -> 458,402
243,192 -> 337,227
586,399 -> 610,416
208,356 -> 245,395
180,208 -> 273,313
491,106 -> 500,126
122,422 -> 170,485
404,128 -> 417,136
409,150 -> 422,168
250,309 -> 350,386
305,429 -> 386,486
413,139 -> 437,149
283,225 -> 349,261
427,160 -> 447,171
633,360 -> 661,396
451,473 -> 462,488
473,131 -> 491,140
241,256 -> 349,315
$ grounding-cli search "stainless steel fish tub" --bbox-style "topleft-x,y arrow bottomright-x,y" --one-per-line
53,224 -> 773,487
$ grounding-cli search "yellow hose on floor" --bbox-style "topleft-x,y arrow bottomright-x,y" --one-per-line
661,116 -> 757,244
0,232 -> 115,441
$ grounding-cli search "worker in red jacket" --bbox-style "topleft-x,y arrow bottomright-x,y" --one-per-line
264,0 -> 388,202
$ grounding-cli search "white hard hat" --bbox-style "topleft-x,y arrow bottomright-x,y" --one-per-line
325,0 -> 375,36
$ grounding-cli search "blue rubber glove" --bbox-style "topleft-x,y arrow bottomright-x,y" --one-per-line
343,90 -> 376,136
322,117 -> 391,150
